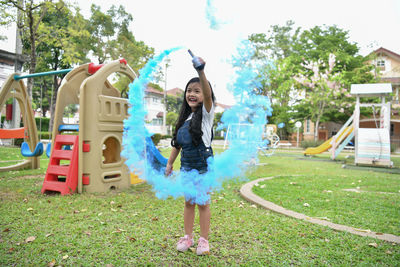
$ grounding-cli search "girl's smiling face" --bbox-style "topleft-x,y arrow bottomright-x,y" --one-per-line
186,82 -> 203,111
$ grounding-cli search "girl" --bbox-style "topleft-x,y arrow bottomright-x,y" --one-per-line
165,56 -> 215,255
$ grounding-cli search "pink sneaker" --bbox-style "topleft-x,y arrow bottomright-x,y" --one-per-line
196,237 -> 210,255
176,235 -> 194,252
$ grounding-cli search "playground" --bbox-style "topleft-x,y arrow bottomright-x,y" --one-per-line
0,143 -> 399,265
0,58 -> 399,265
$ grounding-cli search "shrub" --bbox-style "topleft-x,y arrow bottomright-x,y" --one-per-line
35,117 -> 50,132
151,133 -> 162,146
38,132 -> 51,140
300,139 -> 325,149
161,135 -> 172,139
391,144 -> 398,153
14,138 -> 24,147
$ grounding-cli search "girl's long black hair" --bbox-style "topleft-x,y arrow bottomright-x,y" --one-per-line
171,77 -> 215,148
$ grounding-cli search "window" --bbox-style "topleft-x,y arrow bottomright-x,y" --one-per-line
152,97 -> 161,104
377,60 -> 385,71
151,118 -> 163,126
390,123 -> 394,136
306,120 -> 311,133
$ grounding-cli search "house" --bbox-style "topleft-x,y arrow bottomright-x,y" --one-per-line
302,47 -> 400,150
0,49 -> 26,129
144,86 -> 185,135
365,47 -> 400,147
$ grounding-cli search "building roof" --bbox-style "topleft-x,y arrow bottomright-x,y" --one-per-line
166,87 -> 184,97
145,86 -> 184,97
145,86 -> 163,95
0,49 -> 28,65
373,47 -> 400,61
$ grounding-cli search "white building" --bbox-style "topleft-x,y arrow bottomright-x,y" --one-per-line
144,86 -> 185,135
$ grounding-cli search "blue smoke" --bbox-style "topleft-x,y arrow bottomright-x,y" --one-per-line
122,42 -> 272,205
205,0 -> 221,30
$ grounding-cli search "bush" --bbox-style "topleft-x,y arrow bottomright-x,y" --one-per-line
35,117 -> 50,132
14,138 -> 24,147
391,144 -> 399,153
38,132 -> 51,140
151,133 -> 162,146
300,139 -> 325,149
161,135 -> 172,139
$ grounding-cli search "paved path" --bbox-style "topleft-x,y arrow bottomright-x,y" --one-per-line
240,176 -> 400,244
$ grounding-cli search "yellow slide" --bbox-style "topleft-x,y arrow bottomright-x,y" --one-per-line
304,127 -> 352,155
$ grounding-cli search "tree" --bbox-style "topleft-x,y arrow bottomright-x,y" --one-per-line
249,23 -> 376,140
30,0 -> 90,131
293,25 -> 376,140
166,111 -> 178,130
248,21 -> 301,137
294,54 -> 348,140
249,20 -> 301,60
166,94 -> 183,114
87,4 -> 154,95
1,0 -> 52,96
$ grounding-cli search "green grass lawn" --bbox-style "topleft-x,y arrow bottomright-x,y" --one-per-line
0,146 -> 399,266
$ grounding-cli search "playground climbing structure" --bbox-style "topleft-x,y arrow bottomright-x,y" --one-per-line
0,74 -> 41,171
42,59 -> 141,195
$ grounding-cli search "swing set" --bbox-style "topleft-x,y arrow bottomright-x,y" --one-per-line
0,68 -> 70,171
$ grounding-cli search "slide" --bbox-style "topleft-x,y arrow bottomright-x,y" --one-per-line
145,136 -> 168,171
304,127 -> 353,155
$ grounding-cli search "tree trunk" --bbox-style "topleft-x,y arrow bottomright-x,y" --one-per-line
27,8 -> 36,98
314,119 -> 319,141
49,75 -> 60,134
313,100 -> 326,141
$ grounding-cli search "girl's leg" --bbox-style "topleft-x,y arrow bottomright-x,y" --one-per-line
184,200 -> 196,237
197,204 -> 210,239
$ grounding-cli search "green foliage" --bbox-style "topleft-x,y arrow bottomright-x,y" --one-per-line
166,112 -> 178,127
249,22 -> 376,140
166,94 -> 183,114
87,4 -> 154,69
300,139 -> 325,149
34,117 -> 50,132
38,131 -> 51,140
151,133 -> 162,146
148,83 -> 163,92
391,144 -> 398,153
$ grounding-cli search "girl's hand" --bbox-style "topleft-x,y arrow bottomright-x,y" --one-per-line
193,56 -> 205,71
165,163 -> 173,176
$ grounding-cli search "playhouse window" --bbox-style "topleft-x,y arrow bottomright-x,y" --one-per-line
102,137 -> 121,164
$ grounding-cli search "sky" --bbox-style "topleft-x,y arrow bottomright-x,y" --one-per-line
1,0 -> 400,105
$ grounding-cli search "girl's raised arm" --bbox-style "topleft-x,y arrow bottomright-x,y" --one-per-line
195,57 -> 213,113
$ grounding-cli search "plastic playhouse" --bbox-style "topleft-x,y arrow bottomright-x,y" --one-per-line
41,59 -> 141,195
